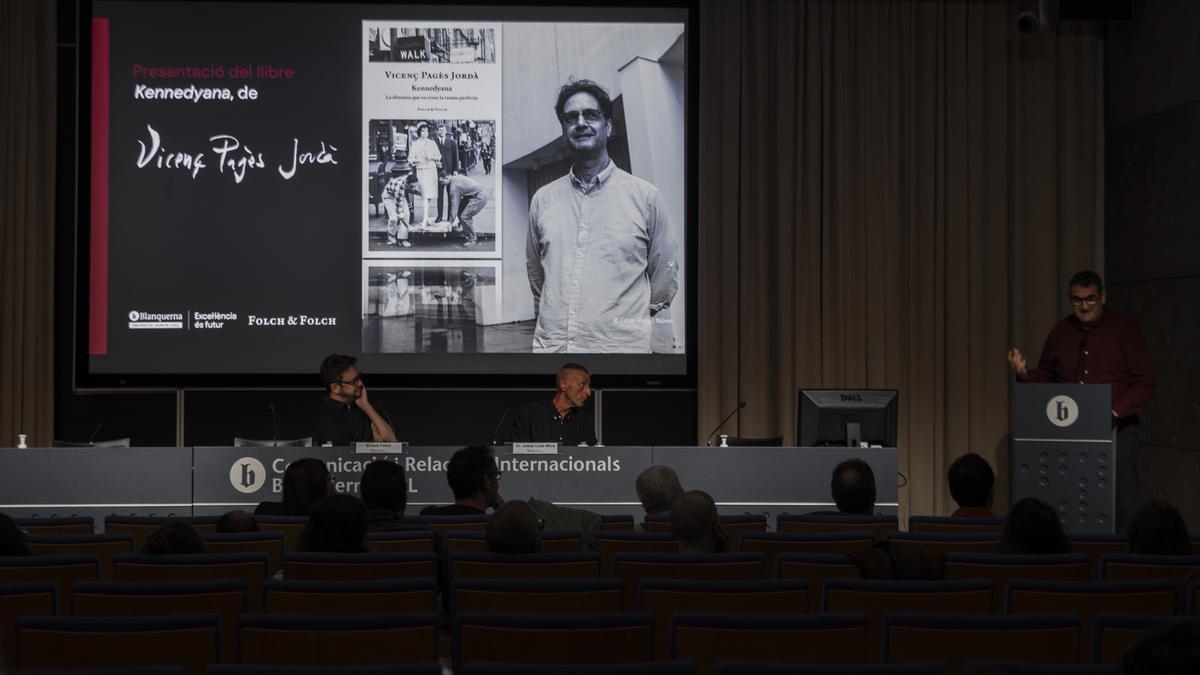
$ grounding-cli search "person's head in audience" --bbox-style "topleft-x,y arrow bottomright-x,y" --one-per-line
361,459 -> 408,516
215,510 -> 259,534
1121,620 -> 1200,675
486,501 -> 543,554
0,514 -> 30,556
671,490 -> 726,554
446,445 -> 503,511
998,498 -> 1070,554
143,521 -> 205,555
948,453 -> 995,516
1126,499 -> 1190,556
298,494 -> 369,553
636,465 -> 683,515
282,458 -> 334,516
831,459 -> 876,515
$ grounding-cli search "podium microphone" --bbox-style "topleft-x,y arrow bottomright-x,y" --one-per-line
705,401 -> 746,446
490,408 -> 511,446
87,422 -> 104,447
268,403 -> 279,445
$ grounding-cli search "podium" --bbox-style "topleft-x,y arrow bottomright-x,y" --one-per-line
1012,383 -> 1115,533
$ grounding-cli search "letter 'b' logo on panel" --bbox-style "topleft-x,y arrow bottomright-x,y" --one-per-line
1046,395 -> 1078,428
230,457 -> 267,493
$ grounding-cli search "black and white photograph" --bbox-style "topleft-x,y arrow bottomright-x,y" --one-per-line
363,262 -> 515,354
366,118 -> 499,257
367,26 -> 496,64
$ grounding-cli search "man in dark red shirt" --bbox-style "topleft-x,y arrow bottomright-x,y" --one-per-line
1007,270 -> 1156,530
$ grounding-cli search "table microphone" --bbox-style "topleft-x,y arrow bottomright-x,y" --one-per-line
705,401 -> 746,446
268,402 -> 279,444
87,422 -> 104,447
490,408 -> 511,445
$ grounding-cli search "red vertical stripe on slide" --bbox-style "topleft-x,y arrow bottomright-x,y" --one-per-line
89,18 -> 110,355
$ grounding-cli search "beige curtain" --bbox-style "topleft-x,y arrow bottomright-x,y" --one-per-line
0,0 -> 56,448
697,0 -> 1101,519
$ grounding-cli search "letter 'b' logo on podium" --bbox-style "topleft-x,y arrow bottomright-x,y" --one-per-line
230,457 -> 267,494
1046,395 -> 1078,428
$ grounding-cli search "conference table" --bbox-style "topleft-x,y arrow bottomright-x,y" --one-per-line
0,446 -> 898,529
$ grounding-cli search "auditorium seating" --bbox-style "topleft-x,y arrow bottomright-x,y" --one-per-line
613,553 -> 764,609
823,580 -> 993,661
449,552 -> 601,582
777,514 -> 898,540
777,553 -> 862,612
1098,553 -> 1200,585
112,553 -> 269,611
639,579 -> 809,659
454,612 -> 655,668
14,516 -> 94,535
884,531 -> 1000,556
15,614 -> 220,675
943,554 -> 1091,611
599,514 -> 636,531
672,612 -> 869,674
463,663 -> 695,675
364,529 -> 437,554
451,578 -> 623,615
1005,580 -> 1176,662
0,582 -> 56,669
1069,535 -> 1127,579
1091,615 -> 1200,664
962,664 -> 1121,674
882,613 -> 1080,669
714,664 -> 945,675
200,532 -> 285,576
908,516 -> 1004,534
1188,580 -> 1200,615
104,516 -> 220,551
443,529 -> 582,554
741,532 -> 874,576
399,514 -> 488,550
253,516 -> 308,552
594,531 -> 678,574
0,555 -> 100,613
239,613 -> 438,666
25,533 -> 134,581
208,666 -> 441,675
282,552 -> 437,581
642,514 -> 768,552
264,579 -> 438,615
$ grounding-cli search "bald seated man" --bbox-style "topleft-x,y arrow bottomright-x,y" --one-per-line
486,500 -> 543,554
635,465 -> 684,514
670,490 -> 727,554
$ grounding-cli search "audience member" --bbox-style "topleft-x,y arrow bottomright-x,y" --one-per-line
0,513 -> 30,556
143,522 -> 206,555
998,498 -> 1070,554
948,452 -> 995,517
1122,621 -> 1200,675
1127,499 -> 1191,555
361,459 -> 410,530
635,465 -> 684,515
255,458 -> 333,516
811,458 -> 876,515
298,494 -> 369,553
671,490 -> 726,554
420,446 -> 503,516
215,510 -> 259,533
486,500 -> 543,554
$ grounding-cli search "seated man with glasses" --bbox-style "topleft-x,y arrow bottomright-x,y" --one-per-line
313,353 -> 397,446
421,445 -> 505,516
1007,270 -> 1156,530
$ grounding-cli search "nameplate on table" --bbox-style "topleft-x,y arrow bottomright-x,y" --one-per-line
355,442 -> 407,454
512,442 -> 559,455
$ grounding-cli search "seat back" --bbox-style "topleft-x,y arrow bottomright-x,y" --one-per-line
1006,580 -> 1176,662
454,612 -> 654,668
103,517 -> 220,552
943,554 -> 1091,612
614,553 -> 764,609
1098,554 -> 1200,585
719,515 -> 769,553
1188,580 -> 1200,615
200,532 -> 286,576
1091,615 -> 1200,664
743,533 -> 874,579
239,613 -> 438,666
25,534 -> 134,581
264,578 -> 438,615
1070,535 -> 1127,579
541,532 -> 584,553
112,553 -> 268,611
884,532 -> 1000,556
446,530 -> 490,554
0,555 -> 99,613
365,529 -> 437,554
14,517 -> 94,536
253,516 -> 308,552
824,580 -> 993,662
450,552 -> 601,582
452,578 -> 623,616
883,613 -> 1080,669
777,514 -> 897,540
599,514 -> 636,531
71,580 -> 247,661
777,553 -> 862,612
0,583 -> 56,670
639,579 -> 808,659
400,515 -> 489,551
282,552 -> 438,581
593,532 -> 678,575
908,516 -> 1004,534
672,612 -> 869,675
16,614 -> 220,675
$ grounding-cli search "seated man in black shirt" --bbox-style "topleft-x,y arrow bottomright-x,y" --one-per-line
313,353 -> 397,446
421,445 -> 504,516
508,362 -> 597,446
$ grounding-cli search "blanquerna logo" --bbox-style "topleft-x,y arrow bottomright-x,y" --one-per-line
229,457 -> 267,493
1046,395 -> 1079,428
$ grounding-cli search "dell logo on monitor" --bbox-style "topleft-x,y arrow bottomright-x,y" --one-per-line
840,394 -> 863,402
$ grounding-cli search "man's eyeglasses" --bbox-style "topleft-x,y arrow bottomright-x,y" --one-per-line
338,375 -> 362,385
558,109 -> 605,126
1070,294 -> 1099,306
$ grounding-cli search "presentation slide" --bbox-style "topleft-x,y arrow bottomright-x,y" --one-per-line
84,1 -> 691,382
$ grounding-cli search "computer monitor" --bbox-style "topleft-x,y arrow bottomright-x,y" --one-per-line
796,389 -> 898,447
